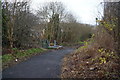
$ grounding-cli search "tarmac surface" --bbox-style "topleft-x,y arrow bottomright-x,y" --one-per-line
2,48 -> 74,78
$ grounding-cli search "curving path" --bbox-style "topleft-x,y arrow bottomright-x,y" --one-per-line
2,48 -> 74,78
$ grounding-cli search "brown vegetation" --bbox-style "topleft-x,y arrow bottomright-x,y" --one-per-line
61,1 -> 120,79
61,26 -> 120,79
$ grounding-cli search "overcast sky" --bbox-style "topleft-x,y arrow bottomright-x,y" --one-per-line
30,0 -> 104,25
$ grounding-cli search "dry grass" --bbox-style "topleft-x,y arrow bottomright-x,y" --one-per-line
61,27 -> 120,79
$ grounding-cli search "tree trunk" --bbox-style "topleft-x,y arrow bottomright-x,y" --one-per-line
117,1 -> 120,55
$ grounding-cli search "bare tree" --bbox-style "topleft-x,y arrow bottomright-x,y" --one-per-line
2,0 -> 39,48
37,2 -> 69,43
37,2 -> 66,23
103,1 -> 120,54
2,1 -> 18,48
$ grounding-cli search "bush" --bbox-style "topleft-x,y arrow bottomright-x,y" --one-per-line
61,26 -> 119,78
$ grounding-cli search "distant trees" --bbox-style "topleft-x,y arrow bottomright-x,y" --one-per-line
37,2 -> 67,43
37,2 -> 66,22
37,2 -> 93,44
45,13 -> 60,42
2,0 -> 93,50
61,23 -> 93,43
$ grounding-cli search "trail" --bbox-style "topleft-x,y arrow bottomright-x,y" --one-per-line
2,48 -> 74,78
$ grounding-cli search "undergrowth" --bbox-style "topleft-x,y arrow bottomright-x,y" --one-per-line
61,26 -> 120,79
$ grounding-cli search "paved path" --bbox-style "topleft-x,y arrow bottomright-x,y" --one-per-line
2,48 -> 74,78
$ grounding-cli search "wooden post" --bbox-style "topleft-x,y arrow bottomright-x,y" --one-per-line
96,18 -> 98,26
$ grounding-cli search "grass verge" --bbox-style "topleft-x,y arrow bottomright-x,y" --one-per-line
2,48 -> 46,70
